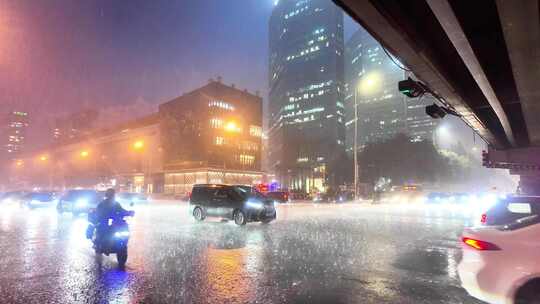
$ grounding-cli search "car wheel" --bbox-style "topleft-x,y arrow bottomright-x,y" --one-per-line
193,207 -> 205,221
516,280 -> 540,304
233,210 -> 247,226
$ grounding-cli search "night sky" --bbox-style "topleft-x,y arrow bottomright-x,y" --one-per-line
1,0 -> 359,146
1,0 -> 279,112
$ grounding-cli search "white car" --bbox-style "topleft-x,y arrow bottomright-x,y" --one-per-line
458,196 -> 540,304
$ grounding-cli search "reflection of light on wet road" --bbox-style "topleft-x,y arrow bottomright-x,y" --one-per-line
59,216 -> 95,303
446,250 -> 458,280
245,230 -> 263,275
100,269 -> 133,304
0,202 -> 481,304
202,246 -> 255,303
25,210 -> 44,238
1,204 -> 17,230
68,217 -> 90,250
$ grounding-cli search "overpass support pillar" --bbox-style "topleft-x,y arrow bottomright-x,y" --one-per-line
518,175 -> 540,196
483,147 -> 540,195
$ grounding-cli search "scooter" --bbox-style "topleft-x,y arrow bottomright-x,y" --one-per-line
87,211 -> 134,267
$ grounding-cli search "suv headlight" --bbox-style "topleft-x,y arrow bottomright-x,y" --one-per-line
246,201 -> 264,209
76,198 -> 88,208
114,231 -> 130,238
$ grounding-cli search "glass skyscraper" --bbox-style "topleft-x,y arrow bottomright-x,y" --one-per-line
344,28 -> 438,153
1,111 -> 29,161
268,0 -> 346,192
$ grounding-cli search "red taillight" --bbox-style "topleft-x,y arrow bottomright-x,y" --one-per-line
480,213 -> 487,224
462,237 -> 500,251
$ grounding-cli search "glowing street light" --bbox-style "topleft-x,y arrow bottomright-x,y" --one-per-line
15,160 -> 23,167
133,140 -> 144,150
80,150 -> 89,158
39,155 -> 48,162
434,125 -> 453,148
224,121 -> 240,133
358,72 -> 382,96
437,125 -> 449,137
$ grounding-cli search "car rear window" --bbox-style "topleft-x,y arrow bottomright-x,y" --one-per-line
485,197 -> 540,226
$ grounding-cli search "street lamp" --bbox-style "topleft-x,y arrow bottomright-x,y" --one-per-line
353,88 -> 359,201
358,72 -> 382,97
39,155 -> 48,162
80,150 -> 89,158
352,72 -> 382,200
15,160 -> 23,167
133,140 -> 144,150
224,121 -> 239,133
434,125 -> 451,148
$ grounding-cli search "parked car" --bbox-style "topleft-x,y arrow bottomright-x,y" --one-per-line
266,191 -> 289,203
117,192 -> 149,206
20,192 -> 57,209
57,189 -> 105,216
458,196 -> 540,304
189,184 -> 276,225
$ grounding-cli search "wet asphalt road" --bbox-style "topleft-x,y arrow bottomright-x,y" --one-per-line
0,202 -> 483,304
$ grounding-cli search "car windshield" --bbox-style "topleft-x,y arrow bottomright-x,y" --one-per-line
485,197 -> 540,226
1,1 -> 535,303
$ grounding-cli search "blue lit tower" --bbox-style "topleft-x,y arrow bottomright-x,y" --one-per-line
268,0 -> 346,192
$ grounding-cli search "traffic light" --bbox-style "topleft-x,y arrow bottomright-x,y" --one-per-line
425,104 -> 447,119
398,77 -> 425,98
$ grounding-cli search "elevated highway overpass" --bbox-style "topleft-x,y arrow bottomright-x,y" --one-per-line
335,0 -> 540,194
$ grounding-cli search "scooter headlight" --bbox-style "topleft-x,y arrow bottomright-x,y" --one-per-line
114,231 -> 130,238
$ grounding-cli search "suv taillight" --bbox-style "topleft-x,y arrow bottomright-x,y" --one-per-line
462,237 -> 500,251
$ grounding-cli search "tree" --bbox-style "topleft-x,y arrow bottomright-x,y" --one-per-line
358,134 -> 451,185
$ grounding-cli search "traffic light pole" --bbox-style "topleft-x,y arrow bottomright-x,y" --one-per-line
354,90 -> 359,200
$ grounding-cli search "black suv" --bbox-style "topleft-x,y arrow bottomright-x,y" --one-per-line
190,184 -> 276,225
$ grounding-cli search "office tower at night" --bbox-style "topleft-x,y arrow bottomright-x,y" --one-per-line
344,28 -> 438,153
53,109 -> 99,143
268,0 -> 346,192
1,111 -> 29,160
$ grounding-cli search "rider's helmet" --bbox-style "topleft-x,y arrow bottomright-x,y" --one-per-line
105,188 -> 115,200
